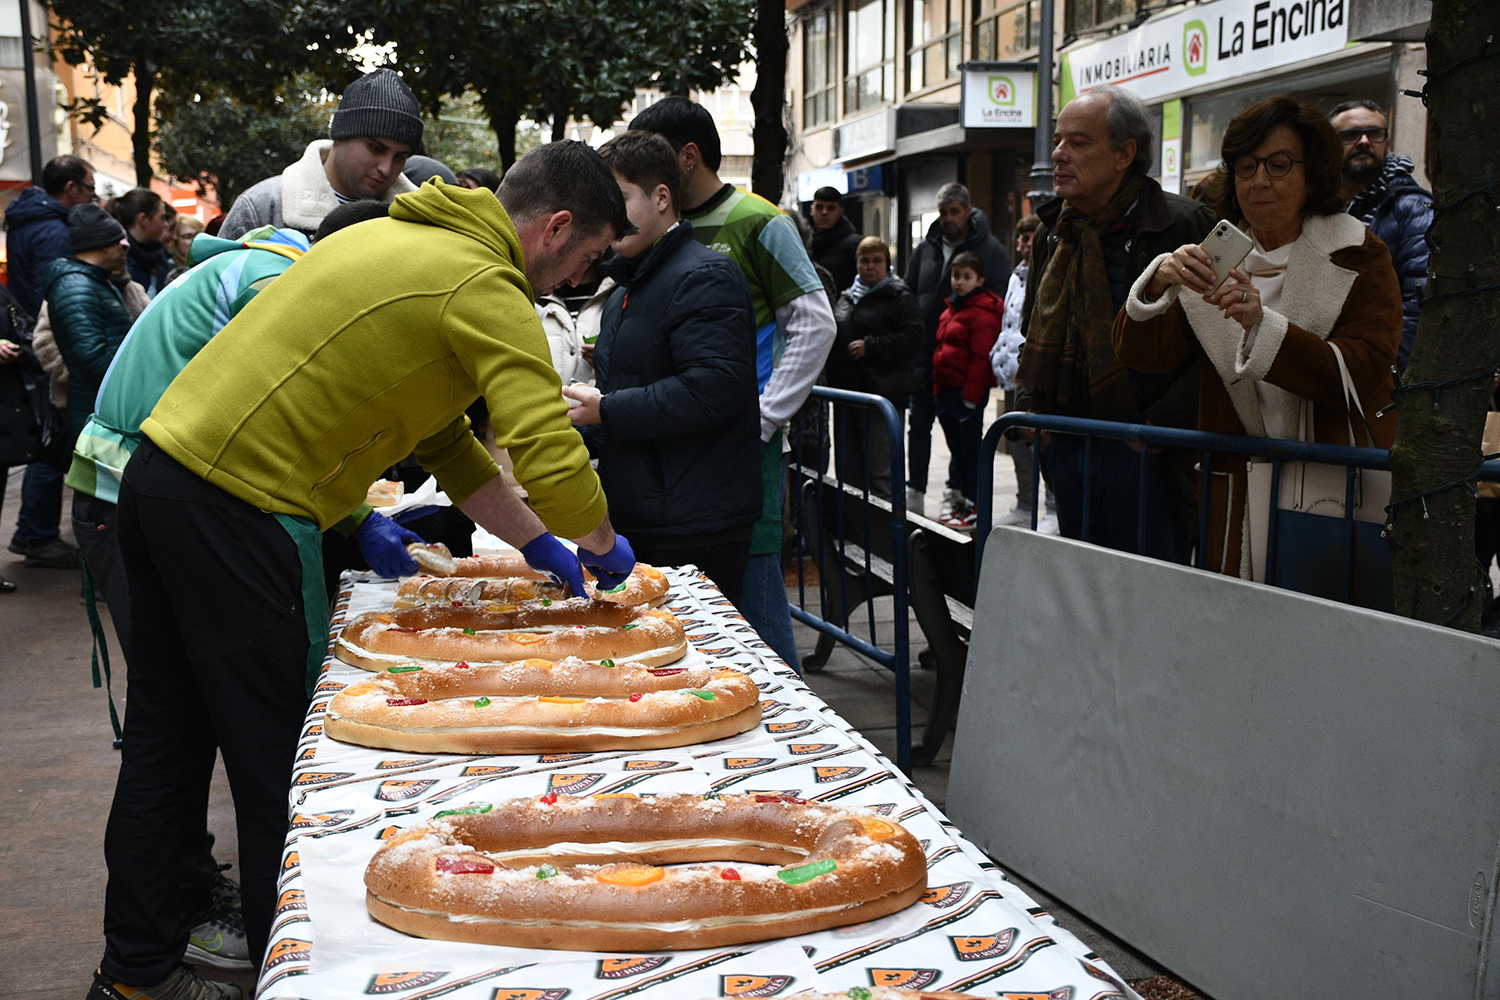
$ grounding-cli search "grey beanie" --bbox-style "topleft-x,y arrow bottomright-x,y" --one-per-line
402,155 -> 457,186
330,68 -> 423,149
68,203 -> 126,253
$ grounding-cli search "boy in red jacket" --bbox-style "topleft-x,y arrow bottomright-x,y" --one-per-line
932,250 -> 1002,528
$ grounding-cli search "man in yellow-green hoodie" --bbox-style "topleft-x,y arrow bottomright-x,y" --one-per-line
89,141 -> 637,1000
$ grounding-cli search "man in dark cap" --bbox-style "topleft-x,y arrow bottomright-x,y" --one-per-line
219,68 -> 423,239
809,185 -> 860,292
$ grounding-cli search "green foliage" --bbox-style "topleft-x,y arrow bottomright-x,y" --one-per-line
152,80 -> 338,207
420,93 -> 548,176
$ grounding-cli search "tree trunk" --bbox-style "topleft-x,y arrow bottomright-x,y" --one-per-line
1387,0 -> 1500,629
750,0 -> 788,203
483,95 -> 521,171
132,58 -> 157,188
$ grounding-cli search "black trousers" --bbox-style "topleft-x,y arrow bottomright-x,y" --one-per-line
632,525 -> 754,607
102,440 -> 310,983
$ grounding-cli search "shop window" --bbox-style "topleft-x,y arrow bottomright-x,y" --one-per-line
845,0 -> 896,114
973,0 -> 1040,60
1067,0 -> 1130,36
803,6 -> 836,129
1182,55 -> 1391,180
907,0 -> 961,94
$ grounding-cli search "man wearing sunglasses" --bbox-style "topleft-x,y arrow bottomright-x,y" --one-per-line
1330,100 -> 1431,373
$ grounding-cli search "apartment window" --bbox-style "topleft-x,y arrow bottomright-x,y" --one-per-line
974,0 -> 1040,60
845,0 -> 896,114
1068,0 -> 1129,35
803,6 -> 836,128
907,0 -> 961,94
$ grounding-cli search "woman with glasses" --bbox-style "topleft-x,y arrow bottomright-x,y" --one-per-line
1111,94 -> 1401,578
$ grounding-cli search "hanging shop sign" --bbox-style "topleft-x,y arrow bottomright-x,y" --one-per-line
1060,0 -> 1352,104
831,108 -> 897,163
960,63 -> 1038,129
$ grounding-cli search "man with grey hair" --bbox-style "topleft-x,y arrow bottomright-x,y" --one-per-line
902,180 -> 1010,518
1015,84 -> 1213,560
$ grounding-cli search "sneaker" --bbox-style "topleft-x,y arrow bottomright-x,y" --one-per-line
87,966 -> 242,1000
937,487 -> 963,522
904,487 -> 926,518
996,504 -> 1034,527
210,864 -> 241,912
22,537 -> 81,568
939,498 -> 977,530
184,899 -> 252,971
1037,507 -> 1060,535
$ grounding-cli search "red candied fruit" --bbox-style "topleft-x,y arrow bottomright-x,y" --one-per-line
754,794 -> 807,805
392,627 -> 421,634
628,693 -> 643,703
436,856 -> 495,875
720,868 -> 741,880
648,667 -> 687,676
454,661 -> 470,669
539,793 -> 558,805
385,697 -> 428,707
452,600 -> 464,607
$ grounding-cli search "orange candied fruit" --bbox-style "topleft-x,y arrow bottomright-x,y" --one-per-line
509,632 -> 546,644
342,683 -> 378,697
859,817 -> 897,840
595,865 -> 665,887
538,695 -> 585,704
591,792 -> 638,799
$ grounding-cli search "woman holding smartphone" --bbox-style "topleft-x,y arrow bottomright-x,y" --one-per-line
1112,94 -> 1402,577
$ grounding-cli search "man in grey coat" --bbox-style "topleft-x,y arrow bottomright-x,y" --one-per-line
219,69 -> 422,240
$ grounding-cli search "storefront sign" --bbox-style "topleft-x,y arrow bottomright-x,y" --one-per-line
960,63 -> 1037,129
831,108 -> 896,162
1061,0 -> 1351,104
1160,99 -> 1183,194
796,164 -> 886,202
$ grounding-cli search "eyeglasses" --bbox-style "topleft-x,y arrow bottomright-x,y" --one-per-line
1232,153 -> 1304,179
1337,126 -> 1388,144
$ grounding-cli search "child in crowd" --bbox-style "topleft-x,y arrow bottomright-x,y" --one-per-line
932,250 -> 1002,529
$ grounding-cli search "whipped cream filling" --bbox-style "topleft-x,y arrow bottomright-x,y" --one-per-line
479,838 -> 808,861
378,896 -> 854,930
335,634 -> 684,665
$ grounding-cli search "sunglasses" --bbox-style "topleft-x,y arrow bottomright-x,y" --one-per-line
1337,127 -> 1388,144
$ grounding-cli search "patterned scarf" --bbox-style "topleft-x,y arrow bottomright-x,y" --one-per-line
1346,154 -> 1415,225
1018,170 -> 1144,419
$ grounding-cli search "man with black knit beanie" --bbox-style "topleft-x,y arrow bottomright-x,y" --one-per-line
219,68 -> 424,240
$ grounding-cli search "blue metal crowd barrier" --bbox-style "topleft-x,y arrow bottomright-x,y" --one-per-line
978,411 -> 1500,605
787,386 -> 913,773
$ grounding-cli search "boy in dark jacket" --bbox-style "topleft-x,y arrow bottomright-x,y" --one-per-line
932,250 -> 1002,528
564,131 -> 761,605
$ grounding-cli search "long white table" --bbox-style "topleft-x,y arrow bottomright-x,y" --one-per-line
256,566 -> 1135,999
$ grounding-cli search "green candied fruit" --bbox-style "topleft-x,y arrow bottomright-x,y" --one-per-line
847,990 -> 872,1000
474,697 -> 491,708
542,598 -> 552,606
777,858 -> 837,885
702,791 -> 722,800
604,582 -> 629,594
621,623 -> 638,631
536,864 -> 559,879
433,803 -> 493,818
387,664 -> 423,673
680,690 -> 716,701
600,658 -> 616,669
462,627 -> 476,636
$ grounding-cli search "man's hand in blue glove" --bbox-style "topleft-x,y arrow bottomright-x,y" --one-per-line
578,534 -> 635,590
520,533 -> 588,598
355,512 -> 422,578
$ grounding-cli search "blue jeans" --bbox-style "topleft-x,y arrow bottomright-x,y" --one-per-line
741,552 -> 799,671
934,388 -> 987,502
1044,434 -> 1190,564
12,461 -> 64,545
907,373 -> 934,491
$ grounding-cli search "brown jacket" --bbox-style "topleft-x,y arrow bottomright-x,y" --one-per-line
1112,212 -> 1402,574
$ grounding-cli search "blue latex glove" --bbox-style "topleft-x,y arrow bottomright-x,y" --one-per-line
389,504 -> 440,525
578,534 -> 635,590
520,533 -> 588,598
355,512 -> 422,578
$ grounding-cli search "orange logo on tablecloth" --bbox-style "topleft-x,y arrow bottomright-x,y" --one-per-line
950,928 -> 1016,960
719,973 -> 795,996
869,968 -> 940,987
376,779 -> 436,801
1001,990 -> 1073,1000
264,938 -> 311,969
365,971 -> 445,993
766,720 -> 812,734
787,743 -> 835,755
549,773 -> 605,794
296,747 -> 318,762
377,758 -> 428,770
490,991 -> 569,1000
539,753 -> 591,763
462,765 -> 517,777
624,760 -> 673,770
292,771 -> 352,787
724,757 -> 775,770
288,810 -> 352,829
920,881 -> 973,908
282,852 -> 300,872
814,766 -> 864,783
275,889 -> 306,915
597,956 -> 669,978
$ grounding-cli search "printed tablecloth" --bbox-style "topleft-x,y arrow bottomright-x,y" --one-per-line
257,566 -> 1136,1000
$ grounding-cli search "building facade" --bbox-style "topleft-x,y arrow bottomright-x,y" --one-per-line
786,0 -> 1427,278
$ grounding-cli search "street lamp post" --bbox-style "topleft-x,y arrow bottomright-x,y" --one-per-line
17,0 -> 43,185
1028,0 -> 1056,200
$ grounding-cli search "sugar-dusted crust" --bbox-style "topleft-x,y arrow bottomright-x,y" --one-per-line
325,658 -> 762,753
366,479 -> 404,507
335,600 -> 687,671
364,792 -> 928,951
393,564 -> 669,609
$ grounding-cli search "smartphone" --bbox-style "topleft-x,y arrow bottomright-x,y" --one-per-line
1200,220 -> 1254,293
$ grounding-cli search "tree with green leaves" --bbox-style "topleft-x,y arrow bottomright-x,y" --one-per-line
47,0 -> 357,187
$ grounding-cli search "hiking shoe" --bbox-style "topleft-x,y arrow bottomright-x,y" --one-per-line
86,966 -> 242,1000
185,897 -> 251,971
22,537 -> 81,568
210,864 -> 241,912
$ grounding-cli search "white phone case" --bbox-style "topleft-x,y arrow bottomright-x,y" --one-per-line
1201,220 -> 1254,293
